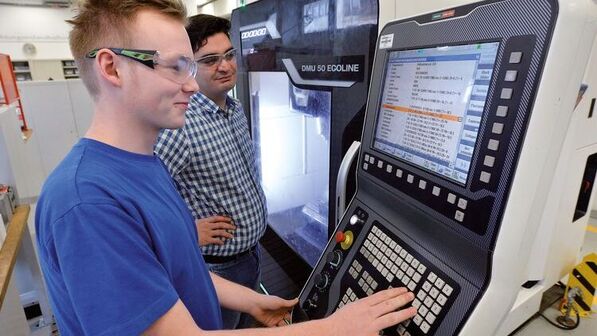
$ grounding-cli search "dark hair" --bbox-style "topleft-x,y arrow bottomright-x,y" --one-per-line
186,14 -> 231,53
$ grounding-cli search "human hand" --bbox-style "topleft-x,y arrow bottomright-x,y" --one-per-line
249,294 -> 298,327
195,216 -> 236,246
324,287 -> 416,336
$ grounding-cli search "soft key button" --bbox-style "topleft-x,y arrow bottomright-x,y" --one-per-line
500,88 -> 513,99
504,70 -> 518,82
483,155 -> 495,167
432,186 -> 441,196
509,51 -> 523,64
457,198 -> 467,210
496,105 -> 509,117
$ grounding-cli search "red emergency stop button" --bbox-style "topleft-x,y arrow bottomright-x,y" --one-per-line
336,230 -> 354,250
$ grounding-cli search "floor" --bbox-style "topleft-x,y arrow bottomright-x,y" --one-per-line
510,215 -> 597,336
27,216 -> 597,336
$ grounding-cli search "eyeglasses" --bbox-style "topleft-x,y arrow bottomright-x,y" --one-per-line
195,48 -> 237,68
86,48 -> 197,85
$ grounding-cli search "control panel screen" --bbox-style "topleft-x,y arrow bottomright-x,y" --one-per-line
373,42 -> 500,184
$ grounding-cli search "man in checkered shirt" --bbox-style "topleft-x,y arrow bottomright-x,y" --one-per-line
154,14 -> 267,329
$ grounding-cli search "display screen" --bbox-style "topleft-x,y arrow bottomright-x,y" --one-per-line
373,42 -> 500,184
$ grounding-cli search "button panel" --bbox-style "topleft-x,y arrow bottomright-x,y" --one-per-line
472,35 -> 536,194
361,152 -> 494,235
337,222 -> 460,335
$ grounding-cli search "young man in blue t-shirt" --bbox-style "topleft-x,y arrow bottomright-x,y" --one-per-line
35,0 -> 417,335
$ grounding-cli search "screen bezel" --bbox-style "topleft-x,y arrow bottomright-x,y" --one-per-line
370,39 -> 502,187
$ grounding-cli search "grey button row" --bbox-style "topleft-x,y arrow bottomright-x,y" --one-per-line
364,154 -> 469,222
480,51 -> 522,185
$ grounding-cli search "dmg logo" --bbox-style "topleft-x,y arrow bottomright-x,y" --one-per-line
241,28 -> 267,39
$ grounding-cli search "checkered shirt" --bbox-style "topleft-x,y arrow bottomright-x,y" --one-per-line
154,92 -> 267,256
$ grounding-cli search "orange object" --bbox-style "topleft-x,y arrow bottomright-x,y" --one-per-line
335,231 -> 345,243
0,54 -> 28,131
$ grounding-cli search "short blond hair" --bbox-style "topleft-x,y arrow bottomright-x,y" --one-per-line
67,0 -> 187,97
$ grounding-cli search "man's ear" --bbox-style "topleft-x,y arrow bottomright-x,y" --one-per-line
95,49 -> 122,87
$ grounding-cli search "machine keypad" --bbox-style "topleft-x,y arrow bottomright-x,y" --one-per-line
337,223 -> 459,335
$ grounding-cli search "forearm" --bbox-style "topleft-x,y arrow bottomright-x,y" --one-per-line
210,272 -> 258,314
204,319 -> 331,336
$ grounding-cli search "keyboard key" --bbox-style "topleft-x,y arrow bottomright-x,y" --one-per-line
386,273 -> 394,283
412,259 -> 420,269
425,312 -> 436,325
421,321 -> 431,334
437,294 -> 447,306
405,254 -> 414,263
443,284 -> 453,296
428,272 -> 438,283
431,303 -> 442,315
385,259 -> 393,269
435,278 -> 445,289
419,305 -> 429,317
413,273 -> 422,283
429,288 -> 439,299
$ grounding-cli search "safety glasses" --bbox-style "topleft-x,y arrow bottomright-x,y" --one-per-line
86,48 -> 197,85
195,48 -> 237,68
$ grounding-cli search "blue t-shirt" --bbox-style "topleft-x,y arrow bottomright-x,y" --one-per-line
35,138 -> 222,335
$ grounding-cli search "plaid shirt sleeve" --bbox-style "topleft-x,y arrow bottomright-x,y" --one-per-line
154,128 -> 190,177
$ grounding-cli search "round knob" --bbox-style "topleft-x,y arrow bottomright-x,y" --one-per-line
314,273 -> 330,290
349,214 -> 364,226
327,250 -> 343,269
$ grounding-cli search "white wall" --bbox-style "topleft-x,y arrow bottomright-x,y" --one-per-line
198,0 -> 259,17
0,5 -> 73,60
0,1 -> 202,61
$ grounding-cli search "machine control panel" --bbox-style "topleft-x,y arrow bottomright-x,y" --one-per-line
294,205 -> 463,336
295,0 -> 558,334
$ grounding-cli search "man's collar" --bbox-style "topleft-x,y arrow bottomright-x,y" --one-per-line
191,92 -> 238,115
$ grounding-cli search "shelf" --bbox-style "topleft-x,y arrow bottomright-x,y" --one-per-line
13,70 -> 30,74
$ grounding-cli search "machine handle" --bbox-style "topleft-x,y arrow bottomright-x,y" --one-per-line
335,141 -> 361,225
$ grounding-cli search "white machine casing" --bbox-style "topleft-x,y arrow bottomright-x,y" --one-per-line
459,0 -> 597,334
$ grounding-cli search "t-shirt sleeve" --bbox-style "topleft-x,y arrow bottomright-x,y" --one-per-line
49,202 -> 179,335
154,128 -> 190,176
